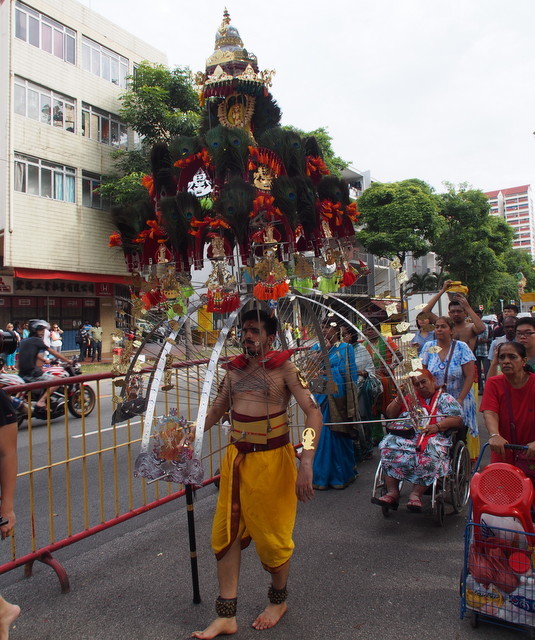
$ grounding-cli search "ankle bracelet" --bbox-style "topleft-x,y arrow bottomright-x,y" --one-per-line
268,585 -> 288,604
215,596 -> 237,618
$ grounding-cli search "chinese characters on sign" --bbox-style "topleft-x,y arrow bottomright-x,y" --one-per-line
14,279 -> 96,295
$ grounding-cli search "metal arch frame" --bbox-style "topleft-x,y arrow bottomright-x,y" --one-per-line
111,300 -> 180,422
291,288 -> 403,372
290,291 -> 412,414
192,295 -> 251,459
284,293 -> 337,393
191,294 -> 335,460
139,300 -> 206,453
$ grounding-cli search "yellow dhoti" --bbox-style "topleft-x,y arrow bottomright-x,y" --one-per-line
212,412 -> 297,573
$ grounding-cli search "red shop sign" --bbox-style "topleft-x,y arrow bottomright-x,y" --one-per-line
96,283 -> 114,296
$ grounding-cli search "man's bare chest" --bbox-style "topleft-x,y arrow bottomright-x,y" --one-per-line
230,367 -> 287,398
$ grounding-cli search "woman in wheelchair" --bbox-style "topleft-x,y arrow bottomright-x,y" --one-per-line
371,368 -> 463,512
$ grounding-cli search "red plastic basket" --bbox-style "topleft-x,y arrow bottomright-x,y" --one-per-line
471,463 -> 535,535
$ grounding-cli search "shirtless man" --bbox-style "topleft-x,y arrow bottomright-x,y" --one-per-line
422,280 -> 485,351
192,309 -> 323,640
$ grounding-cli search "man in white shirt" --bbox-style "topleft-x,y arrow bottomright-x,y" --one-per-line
488,316 -> 517,362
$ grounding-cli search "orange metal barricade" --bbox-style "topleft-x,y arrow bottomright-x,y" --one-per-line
0,361 -> 304,592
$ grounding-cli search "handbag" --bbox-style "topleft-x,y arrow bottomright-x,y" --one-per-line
386,420 -> 415,439
503,383 -> 535,478
441,340 -> 456,390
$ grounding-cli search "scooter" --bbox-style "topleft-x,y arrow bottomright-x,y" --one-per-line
0,357 -> 96,426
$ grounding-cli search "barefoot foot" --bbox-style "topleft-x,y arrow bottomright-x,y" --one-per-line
251,602 -> 287,630
191,616 -> 237,639
0,600 -> 20,640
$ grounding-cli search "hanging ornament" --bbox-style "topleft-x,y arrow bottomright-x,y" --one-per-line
317,274 -> 339,294
141,288 -> 166,311
385,302 -> 399,317
205,237 -> 241,313
293,253 -> 315,293
161,354 -> 175,392
187,167 -> 213,197
252,229 -> 289,301
253,165 -> 275,191
356,259 -> 371,278
339,261 -> 357,288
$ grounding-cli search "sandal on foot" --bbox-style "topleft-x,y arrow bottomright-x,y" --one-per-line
371,494 -> 399,510
407,497 -> 423,512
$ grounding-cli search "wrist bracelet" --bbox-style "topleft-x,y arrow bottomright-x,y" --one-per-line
488,433 -> 500,439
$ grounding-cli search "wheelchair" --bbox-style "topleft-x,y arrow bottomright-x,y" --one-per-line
371,427 -> 471,526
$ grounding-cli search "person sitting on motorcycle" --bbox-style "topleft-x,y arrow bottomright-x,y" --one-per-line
18,320 -> 71,409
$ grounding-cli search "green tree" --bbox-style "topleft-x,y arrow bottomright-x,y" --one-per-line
405,272 -> 438,293
120,62 -> 200,144
99,62 -> 201,206
504,248 -> 535,291
357,180 -> 442,318
283,125 -> 349,176
431,184 -> 520,307
356,179 -> 442,266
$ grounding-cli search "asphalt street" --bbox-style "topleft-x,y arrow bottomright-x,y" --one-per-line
0,435 -> 526,640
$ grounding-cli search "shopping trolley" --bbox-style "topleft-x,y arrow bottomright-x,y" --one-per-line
460,442 -> 535,636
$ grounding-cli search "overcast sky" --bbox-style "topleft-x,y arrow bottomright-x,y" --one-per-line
81,0 -> 535,193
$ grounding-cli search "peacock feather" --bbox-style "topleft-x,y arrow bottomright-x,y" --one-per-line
216,179 -> 255,255
271,176 -> 299,230
150,142 -> 177,198
257,127 -> 305,177
317,175 -> 350,206
111,198 -> 154,252
204,125 -> 250,181
168,135 -> 203,162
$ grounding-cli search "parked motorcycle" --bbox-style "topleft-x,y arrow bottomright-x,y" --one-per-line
0,357 -> 96,426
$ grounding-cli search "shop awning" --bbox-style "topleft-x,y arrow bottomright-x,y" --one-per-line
13,268 -> 130,285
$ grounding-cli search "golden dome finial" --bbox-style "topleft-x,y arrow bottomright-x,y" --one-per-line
218,8 -> 231,35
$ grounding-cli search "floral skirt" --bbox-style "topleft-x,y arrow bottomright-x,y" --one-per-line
379,433 -> 452,486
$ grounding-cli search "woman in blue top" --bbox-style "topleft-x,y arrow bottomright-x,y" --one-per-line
312,321 -> 358,490
420,316 -> 478,459
411,312 -> 435,355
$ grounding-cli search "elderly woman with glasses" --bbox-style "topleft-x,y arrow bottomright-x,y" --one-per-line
371,368 -> 463,512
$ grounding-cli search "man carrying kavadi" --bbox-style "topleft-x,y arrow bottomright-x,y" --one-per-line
192,309 -> 323,639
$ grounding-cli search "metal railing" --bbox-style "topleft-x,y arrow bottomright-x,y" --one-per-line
0,362 -> 305,592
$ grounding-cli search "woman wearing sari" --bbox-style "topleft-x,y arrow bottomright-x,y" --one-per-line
312,321 -> 358,490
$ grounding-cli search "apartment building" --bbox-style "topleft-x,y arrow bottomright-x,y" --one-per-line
485,185 -> 535,258
0,0 -> 166,348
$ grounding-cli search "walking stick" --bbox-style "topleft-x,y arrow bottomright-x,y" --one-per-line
185,483 -> 201,604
